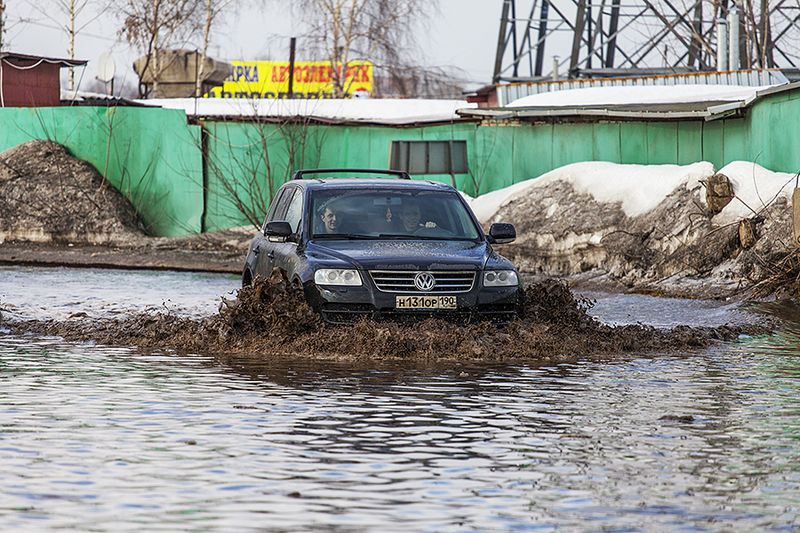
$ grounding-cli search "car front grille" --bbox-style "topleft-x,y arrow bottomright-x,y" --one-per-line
369,270 -> 475,293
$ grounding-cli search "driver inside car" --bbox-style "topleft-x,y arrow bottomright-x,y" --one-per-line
319,205 -> 341,234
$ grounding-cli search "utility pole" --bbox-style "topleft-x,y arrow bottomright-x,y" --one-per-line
288,37 -> 296,97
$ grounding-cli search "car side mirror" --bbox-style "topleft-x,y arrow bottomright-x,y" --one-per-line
488,223 -> 516,244
265,221 -> 293,242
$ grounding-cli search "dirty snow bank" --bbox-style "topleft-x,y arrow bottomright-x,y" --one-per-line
479,160 -> 796,298
0,141 -> 144,244
472,161 -> 714,223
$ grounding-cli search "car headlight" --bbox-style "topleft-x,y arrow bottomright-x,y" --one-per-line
314,268 -> 362,286
483,270 -> 518,287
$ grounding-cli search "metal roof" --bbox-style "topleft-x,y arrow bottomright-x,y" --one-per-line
457,82 -> 800,123
0,52 -> 87,68
494,69 -> 789,107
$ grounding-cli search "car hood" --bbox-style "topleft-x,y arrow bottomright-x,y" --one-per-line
307,239 -> 495,270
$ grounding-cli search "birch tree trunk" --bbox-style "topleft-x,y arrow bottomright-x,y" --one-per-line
0,0 -> 6,51
195,0 -> 212,97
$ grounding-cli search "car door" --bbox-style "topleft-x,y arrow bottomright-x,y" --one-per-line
255,187 -> 293,277
272,187 -> 305,280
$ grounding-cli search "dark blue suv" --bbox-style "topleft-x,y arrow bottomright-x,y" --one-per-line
242,169 -> 520,324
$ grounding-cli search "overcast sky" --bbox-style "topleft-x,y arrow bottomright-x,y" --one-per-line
3,0 -> 505,93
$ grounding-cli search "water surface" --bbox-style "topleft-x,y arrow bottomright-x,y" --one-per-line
0,267 -> 797,531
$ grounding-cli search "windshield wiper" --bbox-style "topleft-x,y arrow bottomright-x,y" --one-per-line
377,233 -> 441,240
313,233 -> 374,239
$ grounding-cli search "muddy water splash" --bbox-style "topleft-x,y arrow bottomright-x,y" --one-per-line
3,271 -> 766,361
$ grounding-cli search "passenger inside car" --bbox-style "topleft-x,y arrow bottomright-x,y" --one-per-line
399,201 -> 437,233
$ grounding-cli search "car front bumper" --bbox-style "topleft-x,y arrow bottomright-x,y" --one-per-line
305,277 -> 520,325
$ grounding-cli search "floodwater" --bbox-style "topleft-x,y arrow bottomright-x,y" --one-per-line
1,266 -> 799,532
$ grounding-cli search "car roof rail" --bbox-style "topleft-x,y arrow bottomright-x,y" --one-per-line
291,168 -> 412,180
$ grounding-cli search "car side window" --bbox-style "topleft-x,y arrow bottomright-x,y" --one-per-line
263,188 -> 287,230
269,188 -> 294,224
284,189 -> 304,234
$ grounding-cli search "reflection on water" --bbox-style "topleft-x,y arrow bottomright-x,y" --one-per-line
1,332 -> 799,531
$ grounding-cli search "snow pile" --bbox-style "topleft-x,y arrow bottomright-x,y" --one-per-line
469,158 -> 798,298
713,161 -> 797,224
139,98 -> 476,124
472,161 -> 714,223
507,84 -> 775,108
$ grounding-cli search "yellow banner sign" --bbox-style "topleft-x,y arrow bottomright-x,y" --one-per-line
207,60 -> 373,99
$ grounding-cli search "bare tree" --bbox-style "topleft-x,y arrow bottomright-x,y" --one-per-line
194,0 -> 232,97
378,64 -> 469,99
204,106 -> 325,230
25,0 -> 107,90
290,0 -> 459,98
113,0 -> 201,97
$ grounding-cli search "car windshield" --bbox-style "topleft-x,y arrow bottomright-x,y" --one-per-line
310,188 -> 481,240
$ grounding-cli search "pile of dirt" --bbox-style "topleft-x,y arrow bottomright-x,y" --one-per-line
0,140 -> 144,244
490,178 -> 792,299
4,272 -> 764,362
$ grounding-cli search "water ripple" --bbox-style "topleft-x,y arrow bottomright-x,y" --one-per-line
0,332 -> 799,531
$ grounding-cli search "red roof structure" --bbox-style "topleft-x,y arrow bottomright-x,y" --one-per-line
0,52 -> 87,107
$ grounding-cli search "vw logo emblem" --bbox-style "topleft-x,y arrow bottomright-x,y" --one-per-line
414,272 -> 436,292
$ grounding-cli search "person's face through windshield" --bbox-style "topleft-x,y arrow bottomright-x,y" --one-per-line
399,203 -> 421,232
321,206 -> 339,233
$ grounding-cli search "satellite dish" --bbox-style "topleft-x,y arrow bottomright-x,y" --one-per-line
96,51 -> 116,83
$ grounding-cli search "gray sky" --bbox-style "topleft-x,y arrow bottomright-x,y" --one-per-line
4,0 -> 504,93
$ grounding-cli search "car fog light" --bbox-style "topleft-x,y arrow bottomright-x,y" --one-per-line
315,268 -> 362,286
483,270 -> 518,287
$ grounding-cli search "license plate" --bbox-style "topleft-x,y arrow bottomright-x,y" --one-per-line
395,295 -> 457,310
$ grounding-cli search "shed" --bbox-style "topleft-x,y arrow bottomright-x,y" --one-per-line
0,52 -> 87,107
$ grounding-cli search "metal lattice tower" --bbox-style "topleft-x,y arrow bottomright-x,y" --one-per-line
492,0 -> 800,83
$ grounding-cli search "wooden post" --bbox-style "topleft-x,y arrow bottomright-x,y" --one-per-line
792,188 -> 800,246
739,219 -> 756,249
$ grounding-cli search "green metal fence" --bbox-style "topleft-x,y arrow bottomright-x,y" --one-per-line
2,88 -> 799,237
0,106 -> 203,236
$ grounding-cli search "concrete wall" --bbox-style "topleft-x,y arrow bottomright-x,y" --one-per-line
2,88 -> 800,236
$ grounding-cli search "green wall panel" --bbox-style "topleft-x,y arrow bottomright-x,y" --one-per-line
0,106 -> 203,237
702,121 -> 724,169
677,122 -> 703,164
472,126 -> 514,194
752,98 -> 800,173
645,122 -> 678,164
552,123 -> 594,167
619,123 -> 648,164
721,118 -> 750,166
591,123 -> 621,162
512,124 -> 553,184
